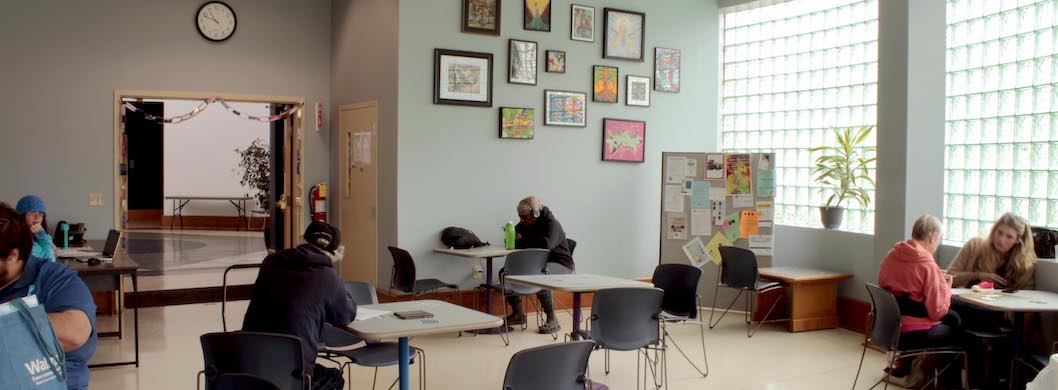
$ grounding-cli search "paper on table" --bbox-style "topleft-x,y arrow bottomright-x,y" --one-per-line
354,308 -> 391,321
682,237 -> 709,268
705,232 -> 732,265
722,212 -> 741,242
691,209 -> 711,236
705,153 -> 724,180
757,169 -> 775,198
664,185 -> 684,212
56,248 -> 100,257
691,181 -> 711,209
732,194 -> 754,208
666,212 -> 687,240
685,159 -> 698,178
740,210 -> 760,238
666,156 -> 687,184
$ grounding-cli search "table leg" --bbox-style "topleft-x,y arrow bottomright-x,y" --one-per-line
116,275 -> 123,339
572,292 -> 582,340
133,271 -> 139,367
1011,312 -> 1023,389
399,337 -> 410,390
470,257 -> 511,334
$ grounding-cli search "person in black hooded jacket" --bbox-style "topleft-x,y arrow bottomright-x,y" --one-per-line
507,196 -> 573,334
242,221 -> 356,390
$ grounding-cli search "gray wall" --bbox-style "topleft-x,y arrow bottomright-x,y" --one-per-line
395,0 -> 719,287
331,0 -> 399,286
0,0 -> 332,239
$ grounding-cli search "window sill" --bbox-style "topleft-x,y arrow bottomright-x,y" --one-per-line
773,223 -> 876,238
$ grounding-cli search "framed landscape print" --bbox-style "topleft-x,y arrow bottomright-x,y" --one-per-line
602,118 -> 646,163
546,50 -> 566,73
434,49 -> 493,107
508,39 -> 538,85
626,75 -> 650,107
462,0 -> 500,36
524,0 -> 551,31
592,65 -> 618,103
544,90 -> 587,127
655,47 -> 681,92
499,107 -> 535,139
570,4 -> 595,42
603,8 -> 645,61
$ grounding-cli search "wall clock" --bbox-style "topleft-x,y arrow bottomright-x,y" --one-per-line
197,1 -> 237,42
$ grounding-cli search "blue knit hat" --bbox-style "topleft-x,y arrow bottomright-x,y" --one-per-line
16,195 -> 46,215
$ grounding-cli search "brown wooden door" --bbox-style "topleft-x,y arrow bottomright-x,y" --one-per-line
338,102 -> 378,285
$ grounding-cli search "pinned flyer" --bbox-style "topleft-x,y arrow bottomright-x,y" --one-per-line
740,210 -> 760,238
682,237 -> 709,268
691,209 -> 711,236
705,153 -> 724,180
705,232 -> 732,265
749,235 -> 773,256
666,156 -> 687,184
685,159 -> 698,178
759,154 -> 773,170
756,201 -> 774,227
722,212 -> 741,243
666,213 -> 687,240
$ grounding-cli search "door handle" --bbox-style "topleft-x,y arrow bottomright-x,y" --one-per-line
277,194 -> 289,211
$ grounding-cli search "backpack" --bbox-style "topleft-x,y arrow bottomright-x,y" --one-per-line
1031,226 -> 1057,258
440,227 -> 489,249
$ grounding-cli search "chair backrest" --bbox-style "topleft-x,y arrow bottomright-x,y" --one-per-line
502,340 -> 595,390
344,281 -> 379,305
567,238 -> 577,255
652,263 -> 703,319
865,284 -> 902,352
211,373 -> 281,390
200,331 -> 306,390
718,246 -> 760,290
589,287 -> 664,351
503,249 -> 550,295
388,246 -> 417,293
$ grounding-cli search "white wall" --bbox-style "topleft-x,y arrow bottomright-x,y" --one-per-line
0,0 -> 331,239
162,100 -> 269,216
396,0 -> 719,288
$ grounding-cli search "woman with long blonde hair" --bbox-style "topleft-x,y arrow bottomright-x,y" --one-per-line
947,212 -> 1037,290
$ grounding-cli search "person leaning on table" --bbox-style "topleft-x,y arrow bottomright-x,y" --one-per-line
505,196 -> 574,334
0,203 -> 97,390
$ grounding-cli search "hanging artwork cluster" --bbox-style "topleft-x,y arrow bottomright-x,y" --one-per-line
439,1 -> 682,163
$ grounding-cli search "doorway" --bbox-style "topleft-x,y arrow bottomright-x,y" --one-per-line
338,101 -> 379,285
125,102 -> 164,228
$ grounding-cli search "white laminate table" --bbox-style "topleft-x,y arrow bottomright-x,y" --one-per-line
164,195 -> 253,230
433,247 -> 516,333
505,274 -> 654,341
952,288 -> 1058,385
345,300 -> 502,390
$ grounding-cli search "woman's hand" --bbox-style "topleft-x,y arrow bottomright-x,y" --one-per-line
977,272 -> 1008,287
942,273 -> 954,288
29,222 -> 42,234
515,233 -> 522,240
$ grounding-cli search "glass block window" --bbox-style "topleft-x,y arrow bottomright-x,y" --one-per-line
944,0 -> 1058,243
720,0 -> 879,232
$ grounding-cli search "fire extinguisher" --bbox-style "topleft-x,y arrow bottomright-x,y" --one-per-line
310,183 -> 327,223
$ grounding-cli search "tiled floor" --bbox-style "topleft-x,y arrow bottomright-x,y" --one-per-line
88,301 -> 900,390
124,229 -> 265,277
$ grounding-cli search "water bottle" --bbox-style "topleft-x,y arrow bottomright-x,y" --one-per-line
504,222 -> 516,250
59,223 -> 69,249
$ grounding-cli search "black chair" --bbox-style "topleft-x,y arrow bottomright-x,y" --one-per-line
319,281 -> 426,390
652,264 -> 708,378
502,340 -> 595,390
221,263 -> 263,332
388,246 -> 460,304
211,373 -> 281,390
852,284 -> 967,390
198,332 -> 309,390
483,249 -> 552,345
567,238 -> 577,255
588,287 -> 667,390
708,246 -> 786,337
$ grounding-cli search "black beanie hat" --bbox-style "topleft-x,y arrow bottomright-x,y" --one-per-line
304,221 -> 341,253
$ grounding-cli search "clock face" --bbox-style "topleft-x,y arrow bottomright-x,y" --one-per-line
197,2 -> 236,42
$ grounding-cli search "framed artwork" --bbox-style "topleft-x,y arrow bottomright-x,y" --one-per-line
499,107 -> 535,139
546,50 -> 566,73
544,90 -> 587,127
508,39 -> 538,85
602,118 -> 646,163
570,5 -> 595,42
626,75 -> 650,107
603,8 -> 645,62
592,65 -> 618,103
524,0 -> 551,31
462,0 -> 500,36
434,49 -> 493,107
654,47 -> 681,93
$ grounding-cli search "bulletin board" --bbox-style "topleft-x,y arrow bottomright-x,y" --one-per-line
658,152 -> 777,307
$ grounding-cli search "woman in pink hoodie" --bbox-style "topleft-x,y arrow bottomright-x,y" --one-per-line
878,214 -> 961,386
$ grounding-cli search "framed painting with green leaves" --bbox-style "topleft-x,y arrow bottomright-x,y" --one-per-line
592,65 -> 618,103
499,107 -> 535,139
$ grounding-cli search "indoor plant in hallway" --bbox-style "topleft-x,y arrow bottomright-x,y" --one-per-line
235,138 -> 270,210
807,125 -> 875,229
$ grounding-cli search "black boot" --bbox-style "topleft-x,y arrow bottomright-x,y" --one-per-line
505,295 -> 527,325
536,291 -> 561,333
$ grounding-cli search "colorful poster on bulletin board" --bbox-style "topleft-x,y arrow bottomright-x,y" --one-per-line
725,154 -> 752,195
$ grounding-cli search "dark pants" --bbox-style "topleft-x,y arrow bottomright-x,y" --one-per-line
311,364 -> 344,390
506,290 -> 557,319
950,300 -> 1012,388
893,312 -> 964,387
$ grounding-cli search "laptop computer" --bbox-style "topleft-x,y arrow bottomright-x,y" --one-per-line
100,229 -> 121,259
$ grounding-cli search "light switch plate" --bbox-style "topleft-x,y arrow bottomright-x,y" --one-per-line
89,193 -> 103,207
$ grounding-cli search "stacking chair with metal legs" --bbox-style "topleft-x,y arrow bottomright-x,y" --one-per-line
388,246 -> 461,305
474,248 -> 552,346
852,284 -> 967,390
652,264 -> 709,379
588,287 -> 668,390
709,246 -> 786,337
319,281 -> 426,390
502,340 -> 596,390
198,332 -> 309,390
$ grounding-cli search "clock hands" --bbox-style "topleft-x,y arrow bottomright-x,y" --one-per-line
204,11 -> 218,24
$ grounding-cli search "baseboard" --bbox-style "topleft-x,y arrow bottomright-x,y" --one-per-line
123,285 -> 255,308
161,216 -> 267,231
838,297 -> 871,334
128,209 -> 162,221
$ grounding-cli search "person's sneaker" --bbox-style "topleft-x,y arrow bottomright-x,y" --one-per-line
505,313 -> 527,326
538,318 -> 560,334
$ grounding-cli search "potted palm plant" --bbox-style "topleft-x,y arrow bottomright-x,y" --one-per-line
235,138 -> 270,210
807,125 -> 876,229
